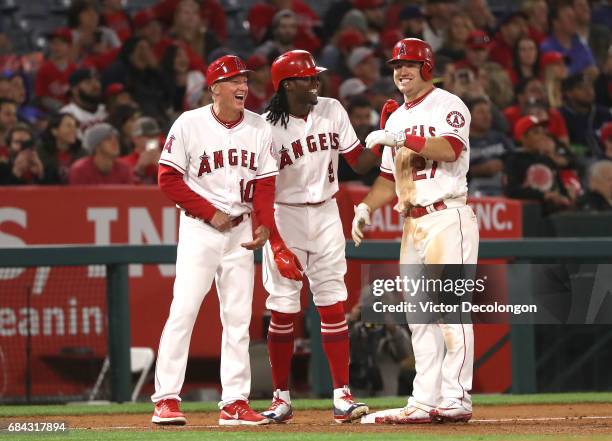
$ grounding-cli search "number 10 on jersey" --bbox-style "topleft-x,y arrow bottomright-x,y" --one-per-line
240,178 -> 255,203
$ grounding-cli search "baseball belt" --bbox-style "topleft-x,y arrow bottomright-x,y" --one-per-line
185,211 -> 248,227
405,201 -> 448,218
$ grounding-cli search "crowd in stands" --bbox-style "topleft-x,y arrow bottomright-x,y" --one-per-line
0,0 -> 611,212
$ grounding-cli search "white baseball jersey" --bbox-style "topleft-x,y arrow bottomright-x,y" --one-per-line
159,105 -> 278,217
60,102 -> 108,138
381,87 -> 471,207
264,97 -> 360,204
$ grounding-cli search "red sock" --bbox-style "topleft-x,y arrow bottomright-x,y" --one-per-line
317,302 -> 350,389
267,311 -> 297,391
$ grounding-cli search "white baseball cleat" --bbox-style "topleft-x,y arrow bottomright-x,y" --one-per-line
333,386 -> 369,423
429,400 -> 472,423
376,403 -> 432,424
261,390 -> 293,423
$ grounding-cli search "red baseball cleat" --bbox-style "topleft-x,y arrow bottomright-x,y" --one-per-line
151,399 -> 187,425
219,400 -> 271,426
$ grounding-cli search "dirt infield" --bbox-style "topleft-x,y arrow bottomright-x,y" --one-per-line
7,403 -> 612,436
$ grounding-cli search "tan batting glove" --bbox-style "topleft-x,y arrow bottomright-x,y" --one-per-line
365,129 -> 406,149
351,203 -> 371,247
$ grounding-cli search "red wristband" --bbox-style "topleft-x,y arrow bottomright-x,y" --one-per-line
403,134 -> 426,153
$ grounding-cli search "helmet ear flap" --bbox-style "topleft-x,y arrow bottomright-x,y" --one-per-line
420,60 -> 433,81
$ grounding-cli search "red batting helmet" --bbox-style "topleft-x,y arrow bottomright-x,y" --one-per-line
271,50 -> 327,91
206,55 -> 250,86
387,38 -> 434,81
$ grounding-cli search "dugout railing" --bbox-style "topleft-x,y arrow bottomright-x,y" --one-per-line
1,238 -> 612,402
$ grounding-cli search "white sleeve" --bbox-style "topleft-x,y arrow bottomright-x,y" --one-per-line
380,146 -> 394,176
436,97 -> 471,148
335,99 -> 361,153
159,115 -> 189,173
255,124 -> 279,180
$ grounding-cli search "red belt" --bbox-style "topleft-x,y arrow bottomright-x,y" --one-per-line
407,201 -> 447,218
277,199 -> 329,207
185,212 -> 247,227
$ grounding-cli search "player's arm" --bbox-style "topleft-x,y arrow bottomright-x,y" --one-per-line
343,145 -> 381,174
157,165 -> 232,231
351,174 -> 396,246
365,131 -> 463,162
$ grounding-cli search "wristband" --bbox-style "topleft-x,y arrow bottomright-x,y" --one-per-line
403,134 -> 426,153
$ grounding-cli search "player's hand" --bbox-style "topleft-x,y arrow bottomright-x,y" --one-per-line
272,244 -> 303,281
351,203 -> 371,247
241,225 -> 270,250
365,130 -> 405,149
380,99 -> 400,129
210,210 -> 232,232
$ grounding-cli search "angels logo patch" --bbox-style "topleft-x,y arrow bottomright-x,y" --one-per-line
446,111 -> 465,128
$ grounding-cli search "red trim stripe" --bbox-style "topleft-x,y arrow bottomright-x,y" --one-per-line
211,107 -> 244,129
158,159 -> 186,173
404,87 -> 436,110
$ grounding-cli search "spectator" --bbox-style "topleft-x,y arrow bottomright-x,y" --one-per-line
67,0 -> 121,63
576,160 -> 612,211
572,0 -> 611,68
504,115 -> 572,212
481,62 -> 515,109
320,28 -> 367,77
467,96 -> 514,196
160,43 -> 207,116
378,30 -> 403,77
560,73 -> 612,158
503,77 -> 569,144
0,98 -> 17,144
353,0 -> 386,45
101,37 -> 171,124
464,0 -> 496,35
398,6 -> 426,40
338,78 -> 367,107
152,0 -> 228,44
170,0 -> 220,63
247,0 -> 320,54
35,28 -> 77,112
522,0 -> 549,44
255,9 -> 298,60
436,13 -> 474,63
488,11 -> 528,70
0,123 -> 45,185
107,104 -> 140,155
368,77 -> 401,121
601,122 -> 612,160
540,1 -> 598,79
120,116 -> 161,184
540,52 -> 568,109
508,36 -> 540,86
61,68 -> 107,137
322,1 -> 354,41
594,52 -> 612,108
37,113 -> 84,184
69,122 -> 132,185
422,0 -> 457,52
338,94 -> 378,184
100,0 -> 132,42
244,55 -> 273,114
454,30 -> 491,79
346,47 -> 380,87
104,83 -> 137,115
4,72 -> 39,126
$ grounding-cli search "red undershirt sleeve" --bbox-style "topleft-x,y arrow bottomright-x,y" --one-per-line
252,175 -> 276,230
379,171 -> 395,181
442,135 -> 464,161
158,164 -> 217,221
341,143 -> 364,166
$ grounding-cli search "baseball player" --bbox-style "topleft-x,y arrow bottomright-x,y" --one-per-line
260,50 -> 379,424
352,38 -> 479,424
151,55 -> 302,426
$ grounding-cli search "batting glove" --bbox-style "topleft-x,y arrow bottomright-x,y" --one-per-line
272,243 -> 303,281
351,203 -> 371,247
365,130 -> 405,150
